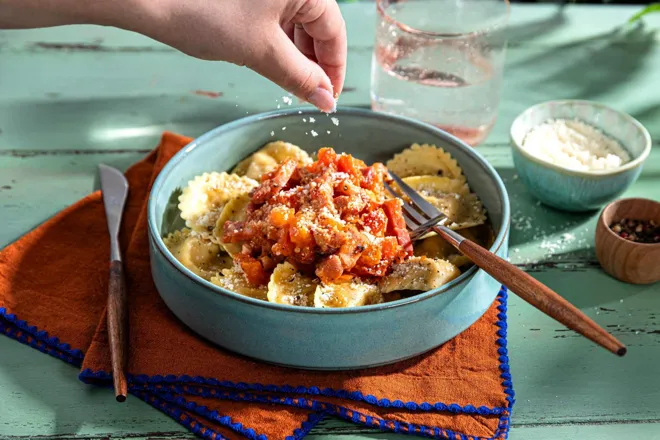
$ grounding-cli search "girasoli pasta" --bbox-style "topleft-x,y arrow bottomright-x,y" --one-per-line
163,141 -> 493,308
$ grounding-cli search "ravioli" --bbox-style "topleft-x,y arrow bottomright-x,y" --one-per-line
177,172 -> 258,238
379,256 -> 461,293
163,229 -> 233,280
267,262 -> 318,306
386,143 -> 465,181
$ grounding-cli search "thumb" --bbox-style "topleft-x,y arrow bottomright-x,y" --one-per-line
247,29 -> 336,113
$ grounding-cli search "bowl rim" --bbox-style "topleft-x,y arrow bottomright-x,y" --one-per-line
510,99 -> 652,178
147,106 -> 511,315
598,197 -> 660,248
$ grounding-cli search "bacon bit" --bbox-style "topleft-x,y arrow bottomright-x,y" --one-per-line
223,147 -> 412,285
251,159 -> 297,204
316,255 -> 343,282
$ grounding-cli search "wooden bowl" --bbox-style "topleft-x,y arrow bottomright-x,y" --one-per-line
595,198 -> 660,285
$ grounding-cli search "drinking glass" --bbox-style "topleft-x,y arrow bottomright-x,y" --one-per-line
370,0 -> 510,146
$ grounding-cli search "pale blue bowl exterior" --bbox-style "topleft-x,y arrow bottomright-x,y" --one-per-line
147,107 -> 510,370
510,100 -> 652,213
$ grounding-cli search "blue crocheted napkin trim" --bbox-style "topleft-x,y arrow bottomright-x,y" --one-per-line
0,286 -> 514,440
0,308 -> 318,440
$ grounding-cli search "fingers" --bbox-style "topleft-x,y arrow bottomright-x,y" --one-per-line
282,22 -> 295,41
294,23 -> 316,62
295,0 -> 347,97
248,28 -> 336,113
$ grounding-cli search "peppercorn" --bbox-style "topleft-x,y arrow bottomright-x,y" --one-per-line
609,218 -> 660,244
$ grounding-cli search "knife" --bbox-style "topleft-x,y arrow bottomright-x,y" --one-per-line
98,164 -> 129,402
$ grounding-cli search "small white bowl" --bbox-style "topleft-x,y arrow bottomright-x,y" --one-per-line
510,100 -> 652,212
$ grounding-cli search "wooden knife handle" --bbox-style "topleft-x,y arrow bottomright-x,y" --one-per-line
107,260 -> 128,402
456,237 -> 627,357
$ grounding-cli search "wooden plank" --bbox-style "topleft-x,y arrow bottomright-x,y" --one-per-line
310,421 -> 660,440
0,4 -> 658,52
3,420 -> 660,440
1,6 -> 659,151
0,45 -> 658,151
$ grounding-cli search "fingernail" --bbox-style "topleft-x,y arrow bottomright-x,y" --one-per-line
307,87 -> 336,113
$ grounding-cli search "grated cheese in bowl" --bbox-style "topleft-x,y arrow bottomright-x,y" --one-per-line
521,118 -> 631,172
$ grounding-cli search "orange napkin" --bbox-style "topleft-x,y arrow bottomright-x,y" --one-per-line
0,132 -> 514,440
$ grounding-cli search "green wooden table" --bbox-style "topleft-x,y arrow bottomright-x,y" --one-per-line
1,3 -> 659,439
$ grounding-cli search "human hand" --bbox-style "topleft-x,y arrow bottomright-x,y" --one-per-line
124,0 -> 346,112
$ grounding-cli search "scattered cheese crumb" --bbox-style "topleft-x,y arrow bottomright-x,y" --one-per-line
327,130 -> 331,134
311,130 -> 318,137
282,127 -> 287,131
282,96 -> 292,105
521,119 -> 630,171
270,131 -> 274,136
309,117 -> 316,123
331,117 -> 339,126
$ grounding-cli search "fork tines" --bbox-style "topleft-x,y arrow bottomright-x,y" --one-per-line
384,175 -> 449,240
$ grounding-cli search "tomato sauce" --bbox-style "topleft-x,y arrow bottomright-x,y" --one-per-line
223,148 -> 413,286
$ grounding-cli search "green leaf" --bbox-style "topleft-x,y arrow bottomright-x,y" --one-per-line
628,3 -> 660,24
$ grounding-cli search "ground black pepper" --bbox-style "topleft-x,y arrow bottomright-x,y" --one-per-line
610,218 -> 660,244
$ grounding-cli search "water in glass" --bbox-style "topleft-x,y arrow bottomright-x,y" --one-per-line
371,0 -> 509,146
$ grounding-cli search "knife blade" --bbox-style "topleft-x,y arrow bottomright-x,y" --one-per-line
98,164 -> 129,402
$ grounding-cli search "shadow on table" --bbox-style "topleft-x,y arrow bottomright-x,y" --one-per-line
506,2 -> 567,44
523,248 -> 652,307
495,168 -> 596,248
0,96 -> 260,151
508,22 -> 657,102
0,338 -> 154,436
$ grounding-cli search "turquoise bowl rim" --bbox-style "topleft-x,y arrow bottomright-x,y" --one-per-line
147,106 -> 510,315
510,99 -> 652,179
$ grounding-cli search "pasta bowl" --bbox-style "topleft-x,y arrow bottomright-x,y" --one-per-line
147,107 -> 510,370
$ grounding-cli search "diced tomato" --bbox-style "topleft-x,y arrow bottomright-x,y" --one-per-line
269,206 -> 295,227
382,199 -> 413,256
357,242 -> 381,266
317,147 -> 337,167
380,236 -> 399,260
337,154 -> 361,184
234,254 -> 269,286
226,147 -> 413,286
361,208 -> 388,236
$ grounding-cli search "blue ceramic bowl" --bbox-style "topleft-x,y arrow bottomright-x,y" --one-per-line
510,100 -> 652,212
147,107 -> 510,370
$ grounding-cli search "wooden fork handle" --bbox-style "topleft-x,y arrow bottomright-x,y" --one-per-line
456,237 -> 627,357
107,260 -> 128,401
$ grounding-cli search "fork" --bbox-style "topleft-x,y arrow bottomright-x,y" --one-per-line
385,173 -> 627,357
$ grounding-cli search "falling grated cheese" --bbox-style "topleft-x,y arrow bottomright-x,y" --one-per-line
521,119 -> 630,171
